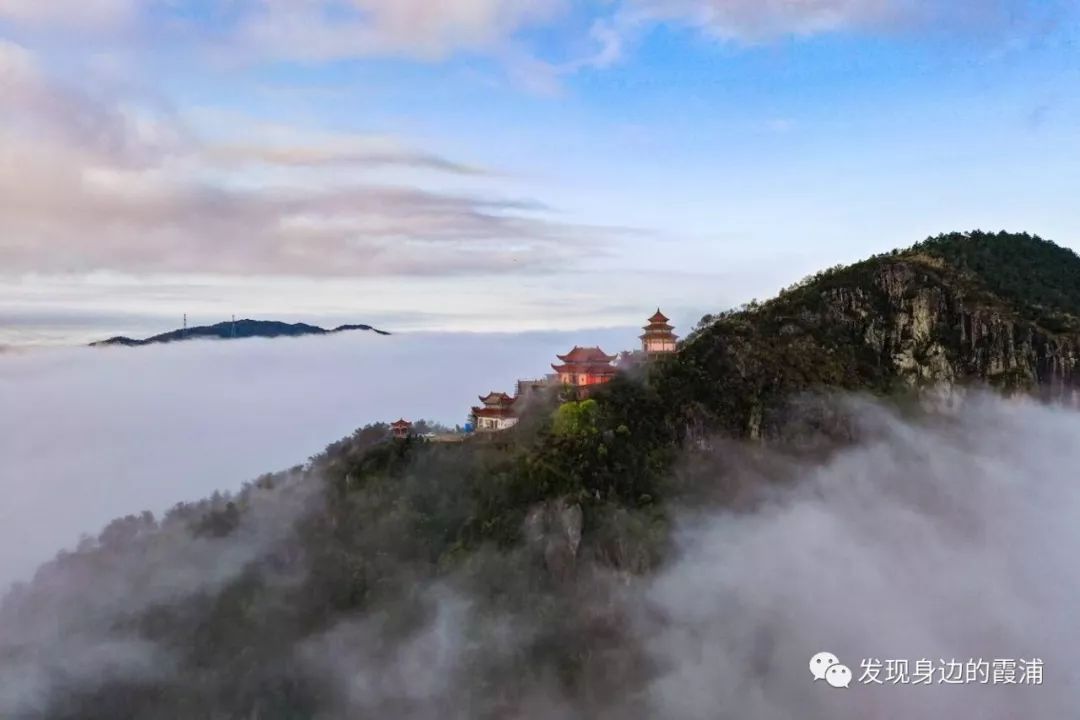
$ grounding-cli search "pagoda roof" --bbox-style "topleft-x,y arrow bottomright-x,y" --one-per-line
640,328 -> 678,338
648,309 -> 669,323
556,346 -> 617,363
479,391 -> 514,406
390,419 -> 411,428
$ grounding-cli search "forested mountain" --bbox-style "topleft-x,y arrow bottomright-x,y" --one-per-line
91,319 -> 391,347
667,230 -> 1080,439
4,231 -> 1079,719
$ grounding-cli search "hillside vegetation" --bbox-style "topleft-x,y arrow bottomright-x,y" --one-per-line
912,231 -> 1080,329
3,231 -> 1079,719
668,230 -> 1080,437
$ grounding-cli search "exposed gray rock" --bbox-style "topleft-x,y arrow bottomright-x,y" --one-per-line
525,498 -> 583,581
821,260 -> 1080,391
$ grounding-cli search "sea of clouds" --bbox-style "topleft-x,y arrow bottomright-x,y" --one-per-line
0,328 -> 634,588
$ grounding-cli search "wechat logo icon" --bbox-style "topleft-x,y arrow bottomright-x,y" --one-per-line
810,651 -> 852,689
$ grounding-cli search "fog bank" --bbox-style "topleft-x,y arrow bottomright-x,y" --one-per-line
2,393 -> 1078,717
302,395 -> 1080,718
0,328 -> 633,587
635,395 -> 1077,718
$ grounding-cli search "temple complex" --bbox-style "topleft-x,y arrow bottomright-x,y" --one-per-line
552,346 -> 618,395
390,419 -> 413,439
640,309 -> 678,356
456,308 -> 675,433
471,392 -> 519,432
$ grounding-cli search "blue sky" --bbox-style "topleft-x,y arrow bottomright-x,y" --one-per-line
1,0 -> 1078,343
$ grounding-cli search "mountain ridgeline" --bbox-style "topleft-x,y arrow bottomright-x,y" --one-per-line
4,231 -> 1079,719
90,319 -> 391,347
666,230 -> 1080,438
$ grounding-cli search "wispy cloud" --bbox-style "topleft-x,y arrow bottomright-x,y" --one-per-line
226,0 -> 1074,65
621,0 -> 908,40
0,0 -> 138,31
2,1 -> 1069,64
206,142 -> 488,175
0,40 -> 617,277
199,122 -> 490,175
230,0 -> 568,62
2,1 -> 1067,105
617,0 -> 1064,42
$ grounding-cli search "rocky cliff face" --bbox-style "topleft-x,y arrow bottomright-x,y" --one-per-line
525,498 -> 584,582
669,235 -> 1080,440
819,259 -> 1080,394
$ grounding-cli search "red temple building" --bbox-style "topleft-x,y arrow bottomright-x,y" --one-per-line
640,309 -> 678,356
471,392 -> 519,432
390,419 -> 413,439
552,346 -> 618,395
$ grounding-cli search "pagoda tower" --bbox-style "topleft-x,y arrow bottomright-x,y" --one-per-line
640,309 -> 678,356
471,392 -> 519,432
552,346 -> 618,395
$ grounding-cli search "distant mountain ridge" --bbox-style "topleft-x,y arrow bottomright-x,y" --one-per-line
90,319 -> 391,347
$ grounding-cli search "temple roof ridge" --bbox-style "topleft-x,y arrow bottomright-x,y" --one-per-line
556,346 -> 617,363
479,391 -> 514,404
